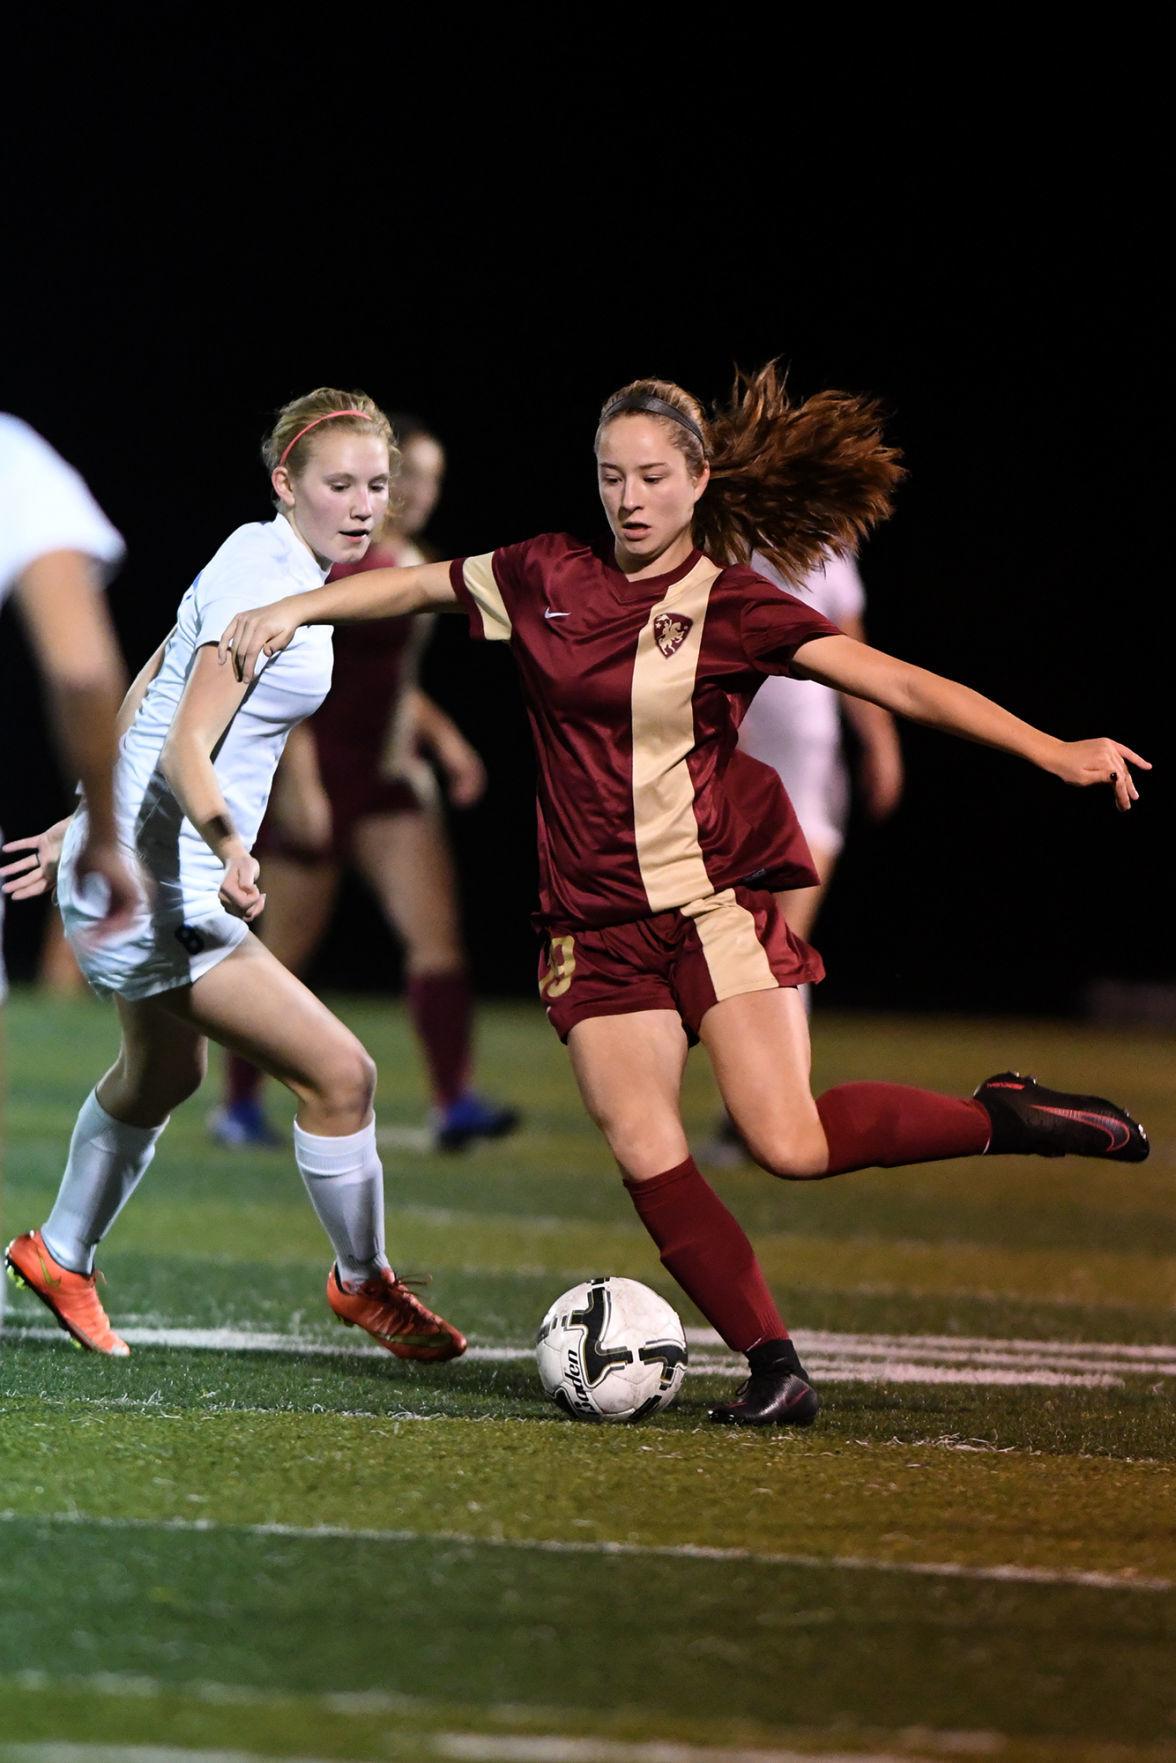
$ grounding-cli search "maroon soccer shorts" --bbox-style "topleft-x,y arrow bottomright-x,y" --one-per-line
538,885 -> 825,1042
255,757 -> 429,864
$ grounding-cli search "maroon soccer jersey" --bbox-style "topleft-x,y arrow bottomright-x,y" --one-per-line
319,543 -> 426,761
255,543 -> 433,858
449,534 -> 842,931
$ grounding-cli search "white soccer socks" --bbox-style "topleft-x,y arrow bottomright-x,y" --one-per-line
42,1089 -> 167,1275
293,1117 -> 388,1284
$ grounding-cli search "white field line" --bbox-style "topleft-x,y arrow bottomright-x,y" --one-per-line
0,1509 -> 1171,1595
6,1319 -> 1176,1388
435,1742 -> 975,1763
0,1727 -> 993,1763
0,1750 -> 347,1763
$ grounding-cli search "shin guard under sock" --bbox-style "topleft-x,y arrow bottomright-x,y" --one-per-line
43,1090 -> 167,1275
624,1156 -> 788,1354
817,1082 -> 991,1175
294,1118 -> 387,1283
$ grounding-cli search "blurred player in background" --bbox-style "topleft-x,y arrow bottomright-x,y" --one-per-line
208,415 -> 519,1152
219,363 -> 1151,1428
1,414 -> 139,1024
705,546 -> 903,1161
739,547 -> 903,944
3,390 -> 465,1366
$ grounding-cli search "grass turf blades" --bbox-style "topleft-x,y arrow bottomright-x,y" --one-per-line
1,991 -> 1174,1760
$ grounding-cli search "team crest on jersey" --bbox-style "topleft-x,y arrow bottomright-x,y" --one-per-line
653,612 -> 693,657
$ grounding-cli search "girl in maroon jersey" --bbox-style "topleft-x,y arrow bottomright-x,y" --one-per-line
218,364 -> 1151,1427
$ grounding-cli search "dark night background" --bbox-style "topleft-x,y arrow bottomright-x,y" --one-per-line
1,31 -> 1170,1019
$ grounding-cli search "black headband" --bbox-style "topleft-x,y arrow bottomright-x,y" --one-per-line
598,392 -> 707,450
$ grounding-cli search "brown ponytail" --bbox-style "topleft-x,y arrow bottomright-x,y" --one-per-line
598,362 -> 904,585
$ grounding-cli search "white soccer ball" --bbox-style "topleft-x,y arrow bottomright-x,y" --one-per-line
535,1276 -> 687,1422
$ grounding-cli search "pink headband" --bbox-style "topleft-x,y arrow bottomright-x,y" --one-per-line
278,408 -> 374,468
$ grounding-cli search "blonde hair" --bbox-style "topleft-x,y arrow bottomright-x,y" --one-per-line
262,388 -> 397,481
597,363 -> 904,585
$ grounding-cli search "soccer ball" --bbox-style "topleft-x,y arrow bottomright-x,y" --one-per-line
535,1276 -> 687,1422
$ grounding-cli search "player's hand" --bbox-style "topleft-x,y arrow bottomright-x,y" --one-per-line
218,599 -> 301,683
856,736 -> 904,823
1049,738 -> 1151,810
218,852 -> 266,921
1,820 -> 72,900
435,734 -> 487,808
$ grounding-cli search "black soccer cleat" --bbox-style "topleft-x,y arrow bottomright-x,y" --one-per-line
974,1071 -> 1149,1163
708,1368 -> 820,1427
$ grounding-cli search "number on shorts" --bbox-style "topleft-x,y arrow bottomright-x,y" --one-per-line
539,933 -> 576,999
174,923 -> 206,955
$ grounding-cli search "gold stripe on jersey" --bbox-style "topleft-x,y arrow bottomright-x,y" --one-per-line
630,557 -> 723,911
680,890 -> 780,1000
463,553 -> 512,642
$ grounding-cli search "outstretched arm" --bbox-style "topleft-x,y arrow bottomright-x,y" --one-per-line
218,560 -> 457,683
792,634 -> 1150,811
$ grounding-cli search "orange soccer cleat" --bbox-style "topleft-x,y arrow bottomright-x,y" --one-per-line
4,1229 -> 130,1357
327,1265 -> 467,1361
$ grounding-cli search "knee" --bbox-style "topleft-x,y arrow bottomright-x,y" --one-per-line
745,1121 -> 829,1181
314,1038 -> 378,1126
591,1106 -> 684,1184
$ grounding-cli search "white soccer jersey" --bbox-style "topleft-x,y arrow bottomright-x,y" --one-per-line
73,515 -> 334,931
1,415 -> 125,1001
0,415 -> 124,610
736,550 -> 866,851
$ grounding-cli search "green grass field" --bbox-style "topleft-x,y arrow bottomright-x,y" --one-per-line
1,991 -> 1174,1763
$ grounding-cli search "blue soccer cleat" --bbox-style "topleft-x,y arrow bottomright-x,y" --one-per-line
433,1091 -> 521,1152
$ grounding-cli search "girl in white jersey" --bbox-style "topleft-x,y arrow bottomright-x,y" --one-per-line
0,416 -> 140,1008
3,389 -> 466,1366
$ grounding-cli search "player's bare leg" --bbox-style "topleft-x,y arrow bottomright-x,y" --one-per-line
705,985 -> 1147,1182
352,809 -> 463,975
247,853 -> 342,975
169,936 -> 463,1358
701,986 -> 828,1177
567,1008 -> 692,1180
210,854 -> 341,1146
703,854 -> 834,1165
181,932 -> 373,1136
567,1009 -> 816,1426
9,937 -> 464,1361
773,839 -> 838,946
6,995 -> 207,1356
100,993 -> 209,1126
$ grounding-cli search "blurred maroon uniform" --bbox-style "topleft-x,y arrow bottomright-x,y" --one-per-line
260,544 -> 430,858
450,533 -> 841,932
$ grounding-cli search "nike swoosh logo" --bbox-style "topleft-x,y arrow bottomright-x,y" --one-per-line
544,608 -> 570,619
37,1251 -> 63,1289
1037,1105 -> 1131,1151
